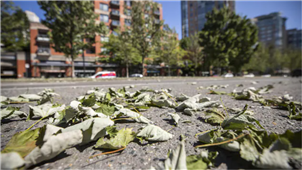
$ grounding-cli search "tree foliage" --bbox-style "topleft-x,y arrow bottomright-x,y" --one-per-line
180,33 -> 203,76
244,44 -> 302,74
38,1 -> 107,77
199,6 -> 258,73
130,1 -> 164,75
99,28 -> 141,78
1,1 -> 29,52
154,25 -> 186,76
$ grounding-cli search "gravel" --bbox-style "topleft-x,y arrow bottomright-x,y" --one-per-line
1,77 -> 301,169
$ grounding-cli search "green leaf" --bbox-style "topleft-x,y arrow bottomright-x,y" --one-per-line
1,106 -> 27,120
209,90 -> 228,95
168,113 -> 180,125
1,152 -> 25,169
221,105 -> 264,130
94,128 -> 135,150
137,124 -> 173,142
187,151 -> 218,170
61,117 -> 115,145
151,99 -> 176,108
288,102 -> 302,120
164,137 -> 187,169
95,103 -> 116,116
0,96 -> 8,103
204,109 -> 226,124
105,126 -> 119,138
2,128 -> 40,157
19,94 -> 42,101
197,130 -> 241,152
24,129 -> 83,167
80,93 -> 96,107
112,108 -> 152,124
28,103 -> 65,120
9,96 -> 30,103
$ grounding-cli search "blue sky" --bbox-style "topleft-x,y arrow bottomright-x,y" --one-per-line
14,0 -> 302,39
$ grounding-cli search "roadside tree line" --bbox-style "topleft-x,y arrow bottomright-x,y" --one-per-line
2,1 -> 300,78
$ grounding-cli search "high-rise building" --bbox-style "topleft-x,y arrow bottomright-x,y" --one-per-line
181,1 -> 235,38
253,12 -> 287,48
27,0 -> 163,78
287,29 -> 302,49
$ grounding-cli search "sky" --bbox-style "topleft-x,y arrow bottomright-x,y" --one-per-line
14,0 -> 302,40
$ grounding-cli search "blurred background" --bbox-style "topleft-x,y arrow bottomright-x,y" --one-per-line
1,0 -> 301,79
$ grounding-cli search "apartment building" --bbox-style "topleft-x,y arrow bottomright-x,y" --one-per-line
253,12 -> 287,48
287,29 -> 302,49
181,1 -> 235,38
28,0 -> 163,78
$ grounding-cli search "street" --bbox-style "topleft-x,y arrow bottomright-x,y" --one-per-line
1,77 -> 301,169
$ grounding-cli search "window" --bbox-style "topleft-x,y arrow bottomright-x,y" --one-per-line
125,19 -> 131,26
125,0 -> 131,6
101,48 -> 107,53
85,37 -> 95,43
124,9 -> 131,16
100,14 -> 109,22
86,47 -> 95,54
101,36 -> 109,42
100,3 -> 108,11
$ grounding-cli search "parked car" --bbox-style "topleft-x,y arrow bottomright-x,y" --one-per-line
261,74 -> 271,77
90,71 -> 116,78
243,73 -> 255,78
222,73 -> 234,78
130,73 -> 143,78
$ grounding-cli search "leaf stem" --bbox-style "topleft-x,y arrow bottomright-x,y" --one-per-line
194,133 -> 246,148
163,91 -> 178,106
89,147 -> 126,158
25,116 -> 47,131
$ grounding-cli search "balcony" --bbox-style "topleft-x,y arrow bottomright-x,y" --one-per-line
37,48 -> 50,56
36,34 -> 50,42
111,10 -> 120,17
111,20 -> 120,27
110,1 -> 119,6
154,10 -> 160,15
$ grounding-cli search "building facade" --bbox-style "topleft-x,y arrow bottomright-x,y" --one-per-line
253,12 -> 287,48
181,1 -> 235,38
27,0 -> 163,78
287,29 -> 302,49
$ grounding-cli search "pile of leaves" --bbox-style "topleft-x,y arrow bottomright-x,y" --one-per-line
1,85 -> 301,169
208,84 -> 302,120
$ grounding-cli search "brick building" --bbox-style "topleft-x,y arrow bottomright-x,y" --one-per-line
27,0 -> 163,78
181,1 -> 235,38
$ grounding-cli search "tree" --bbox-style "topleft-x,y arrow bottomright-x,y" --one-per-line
199,6 -> 258,74
180,33 -> 203,76
1,1 -> 29,51
155,25 -> 186,76
243,43 -> 269,74
130,1 -> 164,75
244,44 -> 301,74
38,1 -> 107,77
283,47 -> 302,72
100,28 -> 141,78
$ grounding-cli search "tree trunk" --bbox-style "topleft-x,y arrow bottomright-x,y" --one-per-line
71,58 -> 75,78
141,57 -> 145,76
126,61 -> 129,78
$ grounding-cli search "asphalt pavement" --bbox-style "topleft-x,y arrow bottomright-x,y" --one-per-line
1,77 -> 301,169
